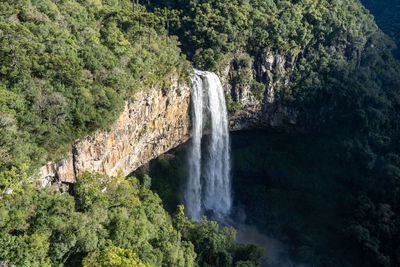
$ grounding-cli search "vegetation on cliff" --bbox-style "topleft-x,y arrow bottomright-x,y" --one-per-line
150,0 -> 400,129
151,0 -> 393,68
361,0 -> 400,58
0,0 -> 187,175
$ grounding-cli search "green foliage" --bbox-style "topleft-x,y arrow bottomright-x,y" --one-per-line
151,0 -> 386,70
172,206 -> 264,267
250,81 -> 265,102
0,173 -> 262,266
0,164 -> 29,195
0,0 -> 187,176
225,93 -> 241,113
361,0 -> 400,58
82,244 -> 151,267
227,52 -> 255,103
133,153 -> 187,212
141,174 -> 152,189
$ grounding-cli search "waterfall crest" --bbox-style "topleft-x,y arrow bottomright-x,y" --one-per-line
185,69 -> 232,221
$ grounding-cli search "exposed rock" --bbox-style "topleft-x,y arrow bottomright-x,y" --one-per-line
219,51 -> 258,107
38,51 -> 302,185
228,104 -> 300,132
254,51 -> 298,103
38,156 -> 75,188
38,162 -> 57,186
261,103 -> 300,130
229,105 -> 263,131
39,74 -> 191,184
226,50 -> 302,131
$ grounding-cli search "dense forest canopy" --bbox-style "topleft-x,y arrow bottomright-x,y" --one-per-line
361,0 -> 400,58
0,172 -> 263,266
0,0 -> 187,176
151,0 -> 395,68
1,0 -> 400,266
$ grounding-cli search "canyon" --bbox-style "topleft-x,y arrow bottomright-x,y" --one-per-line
38,51 -> 301,187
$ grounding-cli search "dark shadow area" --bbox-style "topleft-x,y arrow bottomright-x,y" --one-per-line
135,130 -> 359,266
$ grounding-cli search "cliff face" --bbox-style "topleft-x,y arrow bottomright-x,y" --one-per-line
223,50 -> 301,131
39,53 -> 301,186
39,74 -> 191,186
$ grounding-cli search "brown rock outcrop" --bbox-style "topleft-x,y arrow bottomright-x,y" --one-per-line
39,74 -> 191,184
223,50 -> 302,131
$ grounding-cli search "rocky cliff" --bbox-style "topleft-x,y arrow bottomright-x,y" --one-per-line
221,50 -> 302,131
38,53 -> 302,186
39,74 -> 191,186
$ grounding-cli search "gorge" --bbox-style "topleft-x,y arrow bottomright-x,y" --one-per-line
2,0 -> 400,266
37,51 -> 300,189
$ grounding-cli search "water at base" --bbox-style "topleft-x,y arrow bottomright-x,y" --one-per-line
184,69 -> 232,221
235,224 -> 311,267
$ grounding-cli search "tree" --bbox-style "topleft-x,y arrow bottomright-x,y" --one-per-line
82,245 -> 150,267
132,0 -> 139,12
155,8 -> 182,45
0,164 -> 29,196
141,12 -> 158,44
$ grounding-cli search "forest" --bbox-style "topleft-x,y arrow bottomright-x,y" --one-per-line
1,0 -> 400,266
0,0 -> 188,177
0,172 -> 262,266
361,0 -> 400,58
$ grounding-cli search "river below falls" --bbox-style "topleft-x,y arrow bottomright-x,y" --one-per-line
235,223 -> 310,267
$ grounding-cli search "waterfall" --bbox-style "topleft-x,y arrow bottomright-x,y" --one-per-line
185,73 -> 203,221
185,69 -> 232,221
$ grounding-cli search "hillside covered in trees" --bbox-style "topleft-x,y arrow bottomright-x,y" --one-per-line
361,0 -> 400,58
0,0 -> 188,176
1,0 -> 400,266
0,172 -> 263,266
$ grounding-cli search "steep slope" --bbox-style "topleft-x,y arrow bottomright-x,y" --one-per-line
39,73 -> 191,186
361,0 -> 400,58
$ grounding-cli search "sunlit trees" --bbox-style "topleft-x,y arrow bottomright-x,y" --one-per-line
0,0 -> 187,177
83,245 -> 150,267
0,173 -> 263,266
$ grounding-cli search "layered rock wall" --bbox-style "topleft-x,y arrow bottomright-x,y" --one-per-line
39,74 -> 191,184
39,52 -> 302,186
223,50 -> 302,131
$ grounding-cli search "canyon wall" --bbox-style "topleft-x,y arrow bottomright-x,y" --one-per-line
221,50 -> 301,131
38,52 -> 302,186
39,74 -> 191,186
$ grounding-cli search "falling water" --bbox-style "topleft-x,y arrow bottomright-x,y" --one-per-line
185,69 -> 232,221
202,72 -> 232,216
185,73 -> 203,221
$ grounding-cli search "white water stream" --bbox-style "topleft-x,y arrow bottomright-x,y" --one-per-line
184,70 -> 232,221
